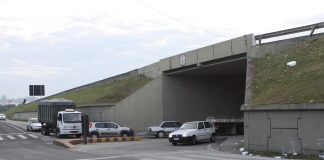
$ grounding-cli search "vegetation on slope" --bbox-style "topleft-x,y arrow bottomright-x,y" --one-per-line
5,75 -> 152,118
251,36 -> 324,106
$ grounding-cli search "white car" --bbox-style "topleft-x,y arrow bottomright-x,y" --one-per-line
27,118 -> 42,131
168,121 -> 216,145
0,113 -> 6,120
88,122 -> 134,138
147,121 -> 182,138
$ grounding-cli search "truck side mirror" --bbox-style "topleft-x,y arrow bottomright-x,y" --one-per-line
57,115 -> 62,121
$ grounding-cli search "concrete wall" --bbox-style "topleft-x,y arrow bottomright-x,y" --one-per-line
12,111 -> 38,121
243,104 -> 324,154
162,74 -> 245,122
77,76 -> 163,131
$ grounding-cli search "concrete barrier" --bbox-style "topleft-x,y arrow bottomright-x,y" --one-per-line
53,136 -> 141,149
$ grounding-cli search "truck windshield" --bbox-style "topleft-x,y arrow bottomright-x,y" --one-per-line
63,113 -> 81,123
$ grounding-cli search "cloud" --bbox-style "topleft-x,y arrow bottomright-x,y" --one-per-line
0,59 -> 71,77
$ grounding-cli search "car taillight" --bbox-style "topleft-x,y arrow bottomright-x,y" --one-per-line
89,122 -> 92,128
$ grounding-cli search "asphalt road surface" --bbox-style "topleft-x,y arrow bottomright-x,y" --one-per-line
73,138 -> 281,160
1,120 -> 281,160
0,120 -> 96,160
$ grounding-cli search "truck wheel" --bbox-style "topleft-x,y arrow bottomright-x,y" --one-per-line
56,130 -> 61,138
172,142 -> 177,146
157,131 -> 165,138
41,128 -> 45,135
27,126 -> 29,131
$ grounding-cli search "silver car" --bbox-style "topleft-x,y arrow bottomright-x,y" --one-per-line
0,113 -> 6,120
27,118 -> 42,131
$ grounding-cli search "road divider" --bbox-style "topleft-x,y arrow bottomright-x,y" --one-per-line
53,136 -> 141,149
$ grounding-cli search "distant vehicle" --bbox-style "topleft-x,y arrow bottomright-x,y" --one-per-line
88,122 -> 134,138
27,118 -> 41,132
147,121 -> 182,138
0,113 -> 6,120
168,121 -> 216,145
38,99 -> 82,138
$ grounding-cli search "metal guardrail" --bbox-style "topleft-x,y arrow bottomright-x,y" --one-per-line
255,22 -> 324,44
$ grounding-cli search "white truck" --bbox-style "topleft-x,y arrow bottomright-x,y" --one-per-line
38,99 -> 82,138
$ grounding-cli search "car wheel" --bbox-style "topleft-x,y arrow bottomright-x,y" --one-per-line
191,136 -> 196,145
121,132 -> 128,138
172,142 -> 177,146
210,134 -> 215,142
157,131 -> 165,138
91,133 -> 98,139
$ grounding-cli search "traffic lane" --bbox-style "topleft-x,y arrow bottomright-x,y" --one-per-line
0,134 -> 97,160
0,121 -> 25,134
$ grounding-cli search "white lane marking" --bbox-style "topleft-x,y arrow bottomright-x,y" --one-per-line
187,155 -> 237,160
206,153 -> 277,160
27,134 -> 38,138
17,135 -> 27,139
141,159 -> 157,160
6,135 -> 16,140
0,136 -> 3,140
2,122 -> 25,133
207,144 -> 216,151
164,156 -> 194,160
77,150 -> 206,160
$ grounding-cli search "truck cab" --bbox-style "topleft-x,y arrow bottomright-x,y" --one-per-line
56,109 -> 82,138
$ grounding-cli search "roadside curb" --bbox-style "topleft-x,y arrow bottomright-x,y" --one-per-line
53,136 -> 141,149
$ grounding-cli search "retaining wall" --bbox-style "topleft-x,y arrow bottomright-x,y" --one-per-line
242,104 -> 324,154
12,111 -> 38,121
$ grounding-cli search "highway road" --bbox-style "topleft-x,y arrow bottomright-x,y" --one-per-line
0,120 -> 96,160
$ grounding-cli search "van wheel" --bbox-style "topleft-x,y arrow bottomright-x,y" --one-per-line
210,134 -> 215,142
191,136 -> 196,145
157,131 -> 165,138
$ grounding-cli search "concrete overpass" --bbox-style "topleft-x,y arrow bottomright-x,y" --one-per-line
64,22 -> 324,154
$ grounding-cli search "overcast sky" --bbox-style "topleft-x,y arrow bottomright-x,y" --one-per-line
0,0 -> 324,99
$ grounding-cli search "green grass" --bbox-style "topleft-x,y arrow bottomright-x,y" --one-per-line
251,36 -> 324,106
5,75 -> 152,118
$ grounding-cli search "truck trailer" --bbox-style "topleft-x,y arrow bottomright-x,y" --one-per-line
38,98 -> 82,138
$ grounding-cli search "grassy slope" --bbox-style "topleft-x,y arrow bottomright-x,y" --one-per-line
251,37 -> 324,106
5,75 -> 152,117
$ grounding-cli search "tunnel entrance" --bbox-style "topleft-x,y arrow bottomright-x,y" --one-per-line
162,53 -> 247,135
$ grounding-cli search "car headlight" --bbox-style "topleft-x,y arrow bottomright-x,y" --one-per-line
168,134 -> 172,138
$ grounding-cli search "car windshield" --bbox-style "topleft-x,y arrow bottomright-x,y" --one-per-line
31,119 -> 38,123
180,122 -> 197,130
63,113 -> 81,123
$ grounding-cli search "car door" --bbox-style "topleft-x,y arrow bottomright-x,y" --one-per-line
203,122 -> 214,139
196,122 -> 205,140
95,123 -> 107,137
161,122 -> 173,133
106,123 -> 119,136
